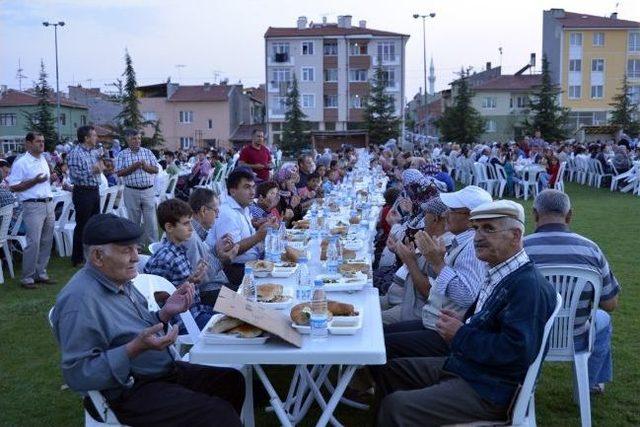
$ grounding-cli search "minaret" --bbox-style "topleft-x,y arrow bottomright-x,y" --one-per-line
428,57 -> 435,96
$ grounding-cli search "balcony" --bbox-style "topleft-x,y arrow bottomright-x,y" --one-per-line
267,54 -> 294,66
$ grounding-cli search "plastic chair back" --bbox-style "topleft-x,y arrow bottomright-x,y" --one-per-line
148,242 -> 161,255
0,204 -> 13,242
536,265 -> 602,361
131,274 -> 201,344
100,186 -> 120,214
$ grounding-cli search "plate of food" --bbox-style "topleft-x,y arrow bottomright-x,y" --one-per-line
246,260 -> 274,277
341,238 -> 363,251
202,315 -> 268,344
315,273 -> 367,292
289,300 -> 358,334
271,262 -> 298,278
293,219 -> 310,229
256,284 -> 293,309
339,262 -> 369,275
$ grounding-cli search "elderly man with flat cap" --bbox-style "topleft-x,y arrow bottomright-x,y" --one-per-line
51,214 -> 244,426
374,200 -> 557,427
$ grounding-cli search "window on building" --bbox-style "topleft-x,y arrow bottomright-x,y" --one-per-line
208,119 -> 213,129
590,85 -> 604,99
272,43 -> 290,62
301,41 -> 314,55
381,67 -> 396,88
481,97 -> 497,109
0,113 -> 17,126
302,94 -> 315,108
485,120 -> 497,133
270,96 -> 287,115
517,96 -> 528,108
629,32 -> 640,52
349,94 -> 363,109
568,85 -> 581,99
377,42 -> 396,62
324,68 -> 338,82
349,42 -> 367,55
324,122 -> 336,130
569,59 -> 582,72
301,67 -> 315,82
630,85 -> 640,104
627,59 -> 640,79
324,42 -> 338,55
270,67 -> 292,91
81,115 -> 87,126
59,113 -> 66,126
349,69 -> 367,82
180,137 -> 194,149
591,59 -> 604,72
179,111 -> 194,123
569,32 -> 582,46
142,111 -> 157,121
324,94 -> 338,108
593,32 -> 605,46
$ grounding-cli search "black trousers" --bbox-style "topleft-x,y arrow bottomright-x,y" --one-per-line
382,320 -> 451,360
71,186 -> 100,265
109,362 -> 245,427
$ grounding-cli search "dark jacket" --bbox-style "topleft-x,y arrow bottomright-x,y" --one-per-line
443,262 -> 556,406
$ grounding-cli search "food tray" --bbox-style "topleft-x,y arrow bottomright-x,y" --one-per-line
290,307 -> 363,336
201,314 -> 269,345
271,264 -> 298,278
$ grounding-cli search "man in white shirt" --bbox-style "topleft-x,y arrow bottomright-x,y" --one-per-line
206,168 -> 276,287
8,132 -> 56,289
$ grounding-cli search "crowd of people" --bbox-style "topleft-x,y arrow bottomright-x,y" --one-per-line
0,125 -> 623,425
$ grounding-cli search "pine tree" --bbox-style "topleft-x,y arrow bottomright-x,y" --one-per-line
434,69 -> 485,144
143,119 -> 165,148
523,55 -> 569,141
115,50 -> 145,142
364,61 -> 400,144
609,75 -> 640,137
23,60 -> 58,150
281,75 -> 310,154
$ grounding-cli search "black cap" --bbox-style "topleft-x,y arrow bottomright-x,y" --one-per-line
82,214 -> 143,245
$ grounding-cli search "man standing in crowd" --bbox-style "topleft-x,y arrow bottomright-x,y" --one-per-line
116,128 -> 160,246
238,129 -> 272,182
51,214 -> 244,426
374,200 -> 557,426
524,189 -> 620,394
8,132 -> 55,289
296,153 -> 316,188
67,125 -> 103,267
207,169 -> 276,287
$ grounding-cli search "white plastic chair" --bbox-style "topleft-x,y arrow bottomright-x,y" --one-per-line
537,265 -> 603,427
100,186 -> 120,215
445,293 -> 562,427
7,204 -> 27,255
493,164 -> 509,198
148,242 -> 161,255
554,162 -> 566,193
47,307 -> 127,426
53,193 -> 75,257
589,159 -> 612,188
472,162 -> 496,194
515,167 -> 540,201
0,204 -> 15,283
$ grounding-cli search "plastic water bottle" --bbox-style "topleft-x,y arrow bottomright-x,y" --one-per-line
326,236 -> 340,274
296,256 -> 312,301
278,221 -> 286,253
310,279 -> 328,340
308,234 -> 322,278
309,210 -> 318,235
241,267 -> 256,302
264,228 -> 274,262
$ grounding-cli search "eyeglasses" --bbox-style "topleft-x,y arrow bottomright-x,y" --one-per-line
204,204 -> 219,213
471,224 -> 516,235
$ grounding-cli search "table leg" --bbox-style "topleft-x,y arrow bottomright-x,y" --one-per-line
241,365 -> 255,427
314,365 -> 358,427
295,365 -> 333,424
254,365 -> 293,427
322,366 -> 370,411
299,366 -> 343,427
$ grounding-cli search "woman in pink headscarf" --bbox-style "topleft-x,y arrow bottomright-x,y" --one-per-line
275,162 -> 302,223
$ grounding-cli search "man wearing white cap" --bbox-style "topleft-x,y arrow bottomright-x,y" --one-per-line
375,200 -> 557,426
378,185 -> 491,361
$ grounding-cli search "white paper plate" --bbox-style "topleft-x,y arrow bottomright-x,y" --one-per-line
329,313 -> 363,335
291,322 -> 311,334
271,264 -> 298,278
257,296 -> 294,310
202,333 -> 269,345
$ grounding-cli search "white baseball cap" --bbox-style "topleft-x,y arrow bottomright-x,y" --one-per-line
439,185 -> 493,211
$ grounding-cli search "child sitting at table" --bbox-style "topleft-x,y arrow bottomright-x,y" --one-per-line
144,198 -> 211,331
249,180 -> 293,227
298,173 -> 322,201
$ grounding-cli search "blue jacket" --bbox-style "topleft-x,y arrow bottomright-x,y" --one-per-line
443,262 -> 556,406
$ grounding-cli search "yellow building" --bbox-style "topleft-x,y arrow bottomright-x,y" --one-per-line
543,9 -> 640,130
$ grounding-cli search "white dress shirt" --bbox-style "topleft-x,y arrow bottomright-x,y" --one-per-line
207,196 -> 261,263
7,152 -> 53,202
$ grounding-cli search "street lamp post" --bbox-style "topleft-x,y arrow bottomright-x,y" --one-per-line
413,12 -> 435,136
42,21 -> 65,144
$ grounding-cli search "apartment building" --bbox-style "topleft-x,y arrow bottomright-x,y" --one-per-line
543,8 -> 640,130
264,15 -> 408,146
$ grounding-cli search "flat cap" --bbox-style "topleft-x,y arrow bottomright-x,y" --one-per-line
83,214 -> 143,245
470,200 -> 525,224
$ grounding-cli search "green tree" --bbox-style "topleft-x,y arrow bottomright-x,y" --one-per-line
523,55 -> 569,140
143,119 -> 165,148
609,75 -> 640,137
115,50 -> 145,142
364,61 -> 400,144
434,69 -> 484,143
23,60 -> 58,150
281,75 -> 310,154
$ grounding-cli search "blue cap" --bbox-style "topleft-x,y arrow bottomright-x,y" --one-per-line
314,279 -> 323,286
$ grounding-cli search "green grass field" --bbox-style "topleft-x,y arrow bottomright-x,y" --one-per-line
0,182 -> 638,426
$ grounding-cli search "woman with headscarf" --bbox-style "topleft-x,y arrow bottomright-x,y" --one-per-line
275,162 -> 303,223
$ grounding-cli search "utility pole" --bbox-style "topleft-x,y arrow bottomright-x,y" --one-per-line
42,20 -> 65,143
413,12 -> 435,135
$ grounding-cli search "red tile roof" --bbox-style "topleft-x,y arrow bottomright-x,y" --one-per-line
0,89 -> 88,108
265,25 -> 408,38
473,75 -> 543,91
168,85 -> 232,102
245,85 -> 265,104
554,11 -> 640,29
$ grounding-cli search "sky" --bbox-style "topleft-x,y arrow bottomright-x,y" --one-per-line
1,0 -> 639,100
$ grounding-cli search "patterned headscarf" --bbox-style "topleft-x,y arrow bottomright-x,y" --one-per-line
402,168 -> 442,207
276,162 -> 297,184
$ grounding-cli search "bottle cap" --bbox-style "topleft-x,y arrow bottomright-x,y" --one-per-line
245,266 -> 253,273
314,279 -> 323,287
